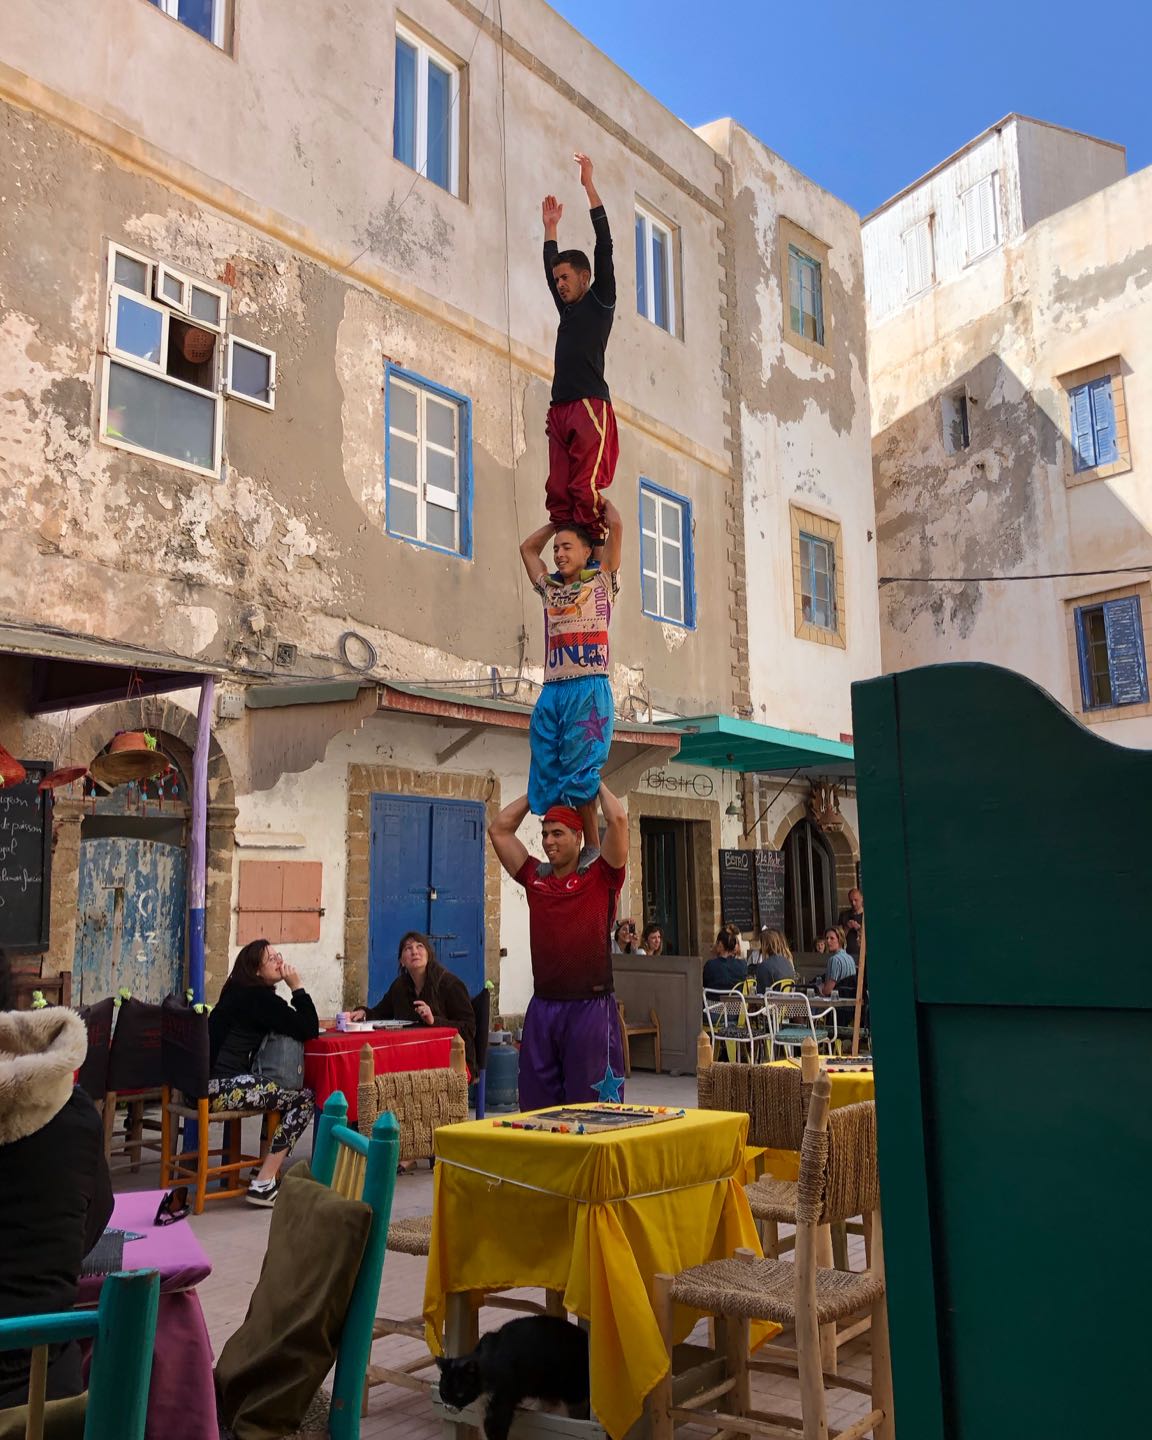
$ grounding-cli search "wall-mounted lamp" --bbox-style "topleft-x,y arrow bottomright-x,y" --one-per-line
725,799 -> 741,818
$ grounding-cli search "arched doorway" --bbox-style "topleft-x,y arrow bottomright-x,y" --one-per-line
73,733 -> 189,1004
782,818 -> 836,955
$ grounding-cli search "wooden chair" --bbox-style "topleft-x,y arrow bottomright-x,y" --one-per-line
617,999 -> 662,1075
651,1073 -> 893,1440
310,1092 -> 400,1440
158,996 -> 280,1214
102,996 -> 165,1173
0,1269 -> 159,1440
75,998 -> 115,1106
356,1034 -> 469,1165
7,966 -> 72,1011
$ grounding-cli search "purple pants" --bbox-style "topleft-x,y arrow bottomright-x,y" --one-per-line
518,994 -> 625,1110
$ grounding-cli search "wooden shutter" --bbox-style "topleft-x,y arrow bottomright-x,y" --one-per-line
1073,606 -> 1095,709
903,218 -> 933,295
963,176 -> 996,260
236,860 -> 324,944
1089,376 -> 1118,466
1103,596 -> 1149,706
1069,383 -> 1097,471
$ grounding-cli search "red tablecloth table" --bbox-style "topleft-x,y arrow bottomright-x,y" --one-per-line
78,1189 -> 216,1440
304,1025 -> 457,1123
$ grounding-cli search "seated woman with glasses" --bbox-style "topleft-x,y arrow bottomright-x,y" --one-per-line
208,939 -> 320,1208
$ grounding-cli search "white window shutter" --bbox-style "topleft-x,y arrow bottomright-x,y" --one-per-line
978,175 -> 997,251
963,186 -> 982,261
903,219 -> 933,295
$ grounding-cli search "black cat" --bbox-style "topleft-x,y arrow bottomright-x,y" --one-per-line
436,1316 -> 590,1440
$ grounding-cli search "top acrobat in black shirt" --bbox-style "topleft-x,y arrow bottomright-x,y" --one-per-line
543,206 -> 616,406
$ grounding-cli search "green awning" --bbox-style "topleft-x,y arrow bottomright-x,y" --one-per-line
655,714 -> 854,776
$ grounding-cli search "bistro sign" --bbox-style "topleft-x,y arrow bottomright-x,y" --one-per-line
640,768 -> 715,798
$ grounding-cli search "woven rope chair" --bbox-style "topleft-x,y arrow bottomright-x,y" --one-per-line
651,1074 -> 893,1440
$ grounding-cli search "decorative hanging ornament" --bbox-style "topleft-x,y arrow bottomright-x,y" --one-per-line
0,745 -> 27,789
88,731 -> 172,787
39,766 -> 89,793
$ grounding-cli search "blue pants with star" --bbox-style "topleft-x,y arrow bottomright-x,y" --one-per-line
528,675 -> 614,813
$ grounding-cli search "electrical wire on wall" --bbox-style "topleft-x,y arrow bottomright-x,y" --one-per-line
879,564 -> 1152,586
494,0 -> 529,640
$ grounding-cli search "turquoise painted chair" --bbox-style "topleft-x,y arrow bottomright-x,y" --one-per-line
311,1090 -> 401,1440
0,1268 -> 159,1440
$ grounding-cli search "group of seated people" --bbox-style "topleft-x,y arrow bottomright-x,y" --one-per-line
611,918 -> 664,955
702,924 -> 859,999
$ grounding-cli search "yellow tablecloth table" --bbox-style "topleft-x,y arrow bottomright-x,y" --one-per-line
757,1062 -> 876,1181
424,1106 -> 773,1440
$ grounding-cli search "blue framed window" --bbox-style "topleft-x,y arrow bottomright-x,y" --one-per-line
394,28 -> 459,195
639,481 -> 695,628
635,208 -> 675,333
1068,376 -> 1118,472
147,0 -> 224,47
1075,596 -> 1148,710
788,244 -> 824,345
799,532 -> 837,631
385,366 -> 472,558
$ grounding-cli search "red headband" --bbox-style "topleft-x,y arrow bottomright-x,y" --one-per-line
543,804 -> 583,833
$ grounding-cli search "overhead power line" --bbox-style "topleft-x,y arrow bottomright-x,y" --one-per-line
878,565 -> 1152,587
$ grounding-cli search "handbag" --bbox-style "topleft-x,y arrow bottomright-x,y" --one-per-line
252,1032 -> 306,1089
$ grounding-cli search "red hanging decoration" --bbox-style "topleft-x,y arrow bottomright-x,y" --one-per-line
0,745 -> 27,789
39,766 -> 89,793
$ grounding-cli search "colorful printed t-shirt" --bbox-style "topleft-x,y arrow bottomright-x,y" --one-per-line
515,854 -> 625,1000
535,568 -> 618,683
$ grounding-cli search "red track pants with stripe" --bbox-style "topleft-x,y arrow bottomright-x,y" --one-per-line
545,397 -> 619,543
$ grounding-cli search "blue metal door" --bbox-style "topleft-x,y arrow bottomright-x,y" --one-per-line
369,794 -> 485,1002
74,837 -> 188,1005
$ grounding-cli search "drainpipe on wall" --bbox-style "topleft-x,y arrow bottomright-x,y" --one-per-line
188,676 -> 215,1003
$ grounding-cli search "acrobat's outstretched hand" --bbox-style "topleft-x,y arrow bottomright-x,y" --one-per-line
542,193 -> 563,240
574,153 -> 602,208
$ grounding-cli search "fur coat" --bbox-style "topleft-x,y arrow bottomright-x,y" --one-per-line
0,1007 -> 113,1410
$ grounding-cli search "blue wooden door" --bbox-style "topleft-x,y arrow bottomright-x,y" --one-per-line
74,837 -> 187,1005
369,795 -> 485,1002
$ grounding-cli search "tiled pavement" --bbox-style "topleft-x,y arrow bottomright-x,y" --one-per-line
114,1070 -> 876,1438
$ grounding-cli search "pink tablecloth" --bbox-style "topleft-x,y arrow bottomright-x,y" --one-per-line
79,1189 -> 216,1440
304,1025 -> 456,1124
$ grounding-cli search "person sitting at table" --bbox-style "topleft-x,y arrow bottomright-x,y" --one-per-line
208,939 -> 320,1208
350,931 -> 477,1076
817,926 -> 857,998
702,930 -> 748,991
640,921 -> 664,957
0,949 -> 114,1411
751,928 -> 797,991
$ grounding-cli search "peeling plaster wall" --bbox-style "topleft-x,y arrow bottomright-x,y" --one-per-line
0,99 -> 735,716
869,162 -> 1152,741
1,0 -> 728,461
700,121 -> 881,741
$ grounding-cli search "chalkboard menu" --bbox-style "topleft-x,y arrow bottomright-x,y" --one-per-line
754,849 -> 786,933
0,761 -> 53,954
718,849 -> 755,932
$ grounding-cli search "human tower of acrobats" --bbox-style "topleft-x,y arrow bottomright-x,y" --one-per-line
487,153 -> 630,1112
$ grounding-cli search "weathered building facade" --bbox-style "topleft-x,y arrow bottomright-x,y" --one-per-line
866,116 -> 1152,748
1,0 -> 878,1012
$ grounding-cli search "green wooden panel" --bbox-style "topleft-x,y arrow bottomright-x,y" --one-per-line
853,662 -> 1152,1439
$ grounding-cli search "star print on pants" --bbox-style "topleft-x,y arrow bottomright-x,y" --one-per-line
592,1063 -> 625,1103
576,706 -> 608,745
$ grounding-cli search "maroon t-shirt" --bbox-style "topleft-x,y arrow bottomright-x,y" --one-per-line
515,855 -> 625,1001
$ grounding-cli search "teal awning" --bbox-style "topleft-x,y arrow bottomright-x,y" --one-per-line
655,714 -> 854,776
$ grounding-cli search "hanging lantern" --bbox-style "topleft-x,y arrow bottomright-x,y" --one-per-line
89,731 -> 172,787
39,766 -> 89,793
0,745 -> 27,789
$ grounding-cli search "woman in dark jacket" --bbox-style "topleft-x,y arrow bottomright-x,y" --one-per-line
207,938 -> 320,1207
352,932 -> 476,1075
0,952 -> 113,1411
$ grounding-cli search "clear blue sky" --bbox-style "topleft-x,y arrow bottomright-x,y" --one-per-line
546,0 -> 1150,215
